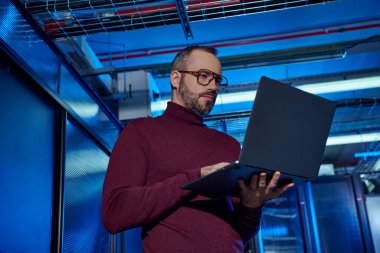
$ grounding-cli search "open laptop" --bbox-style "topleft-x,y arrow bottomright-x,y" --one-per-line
182,76 -> 336,196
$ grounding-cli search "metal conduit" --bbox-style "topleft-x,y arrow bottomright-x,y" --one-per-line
25,0 -> 337,38
98,22 -> 380,62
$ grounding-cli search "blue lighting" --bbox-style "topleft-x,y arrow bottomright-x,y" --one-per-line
0,2 -> 17,42
355,151 -> 380,160
257,228 -> 264,253
305,183 -> 322,253
261,225 -> 289,237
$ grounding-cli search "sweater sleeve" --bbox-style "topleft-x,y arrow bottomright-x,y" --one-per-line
101,122 -> 200,234
232,197 -> 263,243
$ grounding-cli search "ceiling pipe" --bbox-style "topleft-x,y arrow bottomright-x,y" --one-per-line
28,0 -> 313,15
41,0 -> 334,38
115,0 -> 240,16
99,22 -> 380,62
84,43 -> 348,76
26,0 -> 163,14
42,0 -> 241,38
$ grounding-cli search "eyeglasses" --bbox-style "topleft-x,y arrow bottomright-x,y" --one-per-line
178,69 -> 228,88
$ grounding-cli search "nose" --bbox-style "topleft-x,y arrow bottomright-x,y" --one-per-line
208,78 -> 220,92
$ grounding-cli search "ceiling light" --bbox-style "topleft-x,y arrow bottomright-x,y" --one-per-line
215,90 -> 257,105
354,151 -> 380,159
299,76 -> 380,94
326,132 -> 380,146
374,158 -> 380,171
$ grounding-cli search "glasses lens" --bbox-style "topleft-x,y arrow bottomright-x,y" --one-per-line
197,70 -> 213,85
195,69 -> 228,87
217,76 -> 228,86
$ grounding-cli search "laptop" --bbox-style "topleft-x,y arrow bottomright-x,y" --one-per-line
182,76 -> 336,196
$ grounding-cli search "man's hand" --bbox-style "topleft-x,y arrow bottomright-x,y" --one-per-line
238,171 -> 294,208
201,162 -> 230,177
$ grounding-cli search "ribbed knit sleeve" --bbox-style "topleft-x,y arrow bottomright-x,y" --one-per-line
101,122 -> 200,234
234,204 -> 263,243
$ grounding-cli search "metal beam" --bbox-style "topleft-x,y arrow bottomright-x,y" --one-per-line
84,43 -> 352,76
174,0 -> 194,39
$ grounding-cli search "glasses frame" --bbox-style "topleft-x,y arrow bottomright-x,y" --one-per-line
177,69 -> 228,88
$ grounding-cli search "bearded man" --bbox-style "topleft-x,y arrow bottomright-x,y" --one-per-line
102,46 -> 292,253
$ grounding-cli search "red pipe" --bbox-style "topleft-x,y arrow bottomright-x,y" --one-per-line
116,3 -> 176,17
116,0 -> 240,17
99,22 -> 380,62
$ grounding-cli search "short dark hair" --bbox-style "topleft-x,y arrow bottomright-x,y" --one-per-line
170,45 -> 217,73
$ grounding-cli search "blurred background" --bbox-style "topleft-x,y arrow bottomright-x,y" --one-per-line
0,0 -> 379,252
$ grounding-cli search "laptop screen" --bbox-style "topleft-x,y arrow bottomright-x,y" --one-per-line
239,76 -> 336,180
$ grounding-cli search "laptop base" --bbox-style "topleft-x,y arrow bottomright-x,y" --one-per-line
182,164 -> 307,196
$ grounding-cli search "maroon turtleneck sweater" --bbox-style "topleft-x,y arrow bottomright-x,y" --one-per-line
102,102 -> 262,253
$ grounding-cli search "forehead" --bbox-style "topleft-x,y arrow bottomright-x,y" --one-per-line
186,50 -> 222,74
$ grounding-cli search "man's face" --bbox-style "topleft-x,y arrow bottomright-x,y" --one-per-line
176,50 -> 222,116
178,76 -> 217,115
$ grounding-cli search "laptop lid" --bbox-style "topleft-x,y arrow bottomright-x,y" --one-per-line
239,76 -> 336,180
182,76 -> 336,195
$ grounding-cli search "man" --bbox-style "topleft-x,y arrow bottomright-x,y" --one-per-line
102,45 -> 293,253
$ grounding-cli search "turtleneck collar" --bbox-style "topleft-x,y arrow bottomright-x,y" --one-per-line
163,102 -> 204,126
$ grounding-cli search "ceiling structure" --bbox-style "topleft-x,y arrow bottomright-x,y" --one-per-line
21,0 -> 380,173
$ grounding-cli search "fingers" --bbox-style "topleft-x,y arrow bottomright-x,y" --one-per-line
239,173 -> 263,192
267,171 -> 281,188
249,174 -> 258,189
210,162 -> 229,173
257,173 -> 267,189
215,162 -> 231,168
238,179 -> 248,192
200,162 -> 230,176
279,183 -> 295,194
244,172 -> 289,191
239,173 -> 266,191
239,172 -> 295,207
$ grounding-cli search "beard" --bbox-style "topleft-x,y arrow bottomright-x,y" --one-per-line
178,77 -> 217,116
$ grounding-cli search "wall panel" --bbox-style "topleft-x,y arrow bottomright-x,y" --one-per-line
62,118 -> 110,252
0,52 -> 55,253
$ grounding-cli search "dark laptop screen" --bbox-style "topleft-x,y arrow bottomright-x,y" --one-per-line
239,76 -> 336,180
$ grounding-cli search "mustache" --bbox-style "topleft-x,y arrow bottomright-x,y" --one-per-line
199,91 -> 217,100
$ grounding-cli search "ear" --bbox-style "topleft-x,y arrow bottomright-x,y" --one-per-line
170,70 -> 181,90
